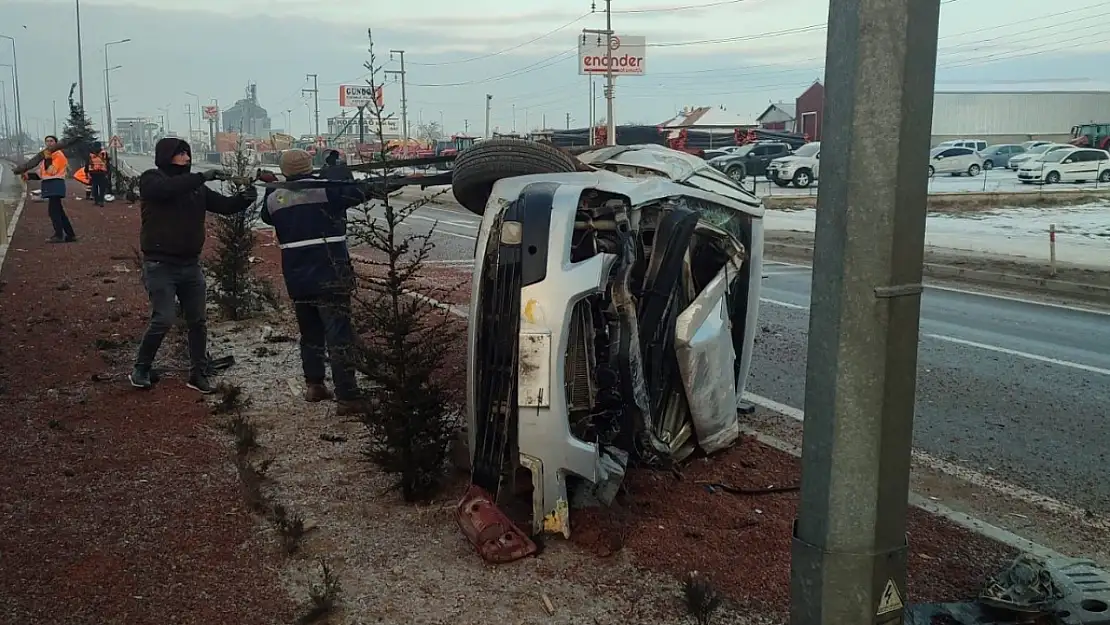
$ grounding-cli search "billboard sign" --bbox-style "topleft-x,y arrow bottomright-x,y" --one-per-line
578,34 -> 645,76
339,84 -> 384,108
202,105 -> 220,121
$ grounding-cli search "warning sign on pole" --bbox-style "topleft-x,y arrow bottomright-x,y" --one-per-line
109,135 -> 123,149
876,579 -> 903,616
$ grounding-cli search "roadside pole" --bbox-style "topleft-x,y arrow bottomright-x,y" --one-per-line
788,0 -> 941,623
604,0 -> 615,146
484,94 -> 492,139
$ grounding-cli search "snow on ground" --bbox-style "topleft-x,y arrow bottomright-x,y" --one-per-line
766,202 -> 1110,268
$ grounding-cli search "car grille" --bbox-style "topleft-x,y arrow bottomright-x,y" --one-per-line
470,215 -> 523,495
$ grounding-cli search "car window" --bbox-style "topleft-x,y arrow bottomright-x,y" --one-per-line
951,148 -> 973,156
794,143 -> 820,157
1043,150 -> 1071,163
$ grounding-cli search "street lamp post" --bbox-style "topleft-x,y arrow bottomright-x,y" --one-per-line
185,91 -> 201,145
0,35 -> 23,155
104,39 -> 130,147
76,0 -> 85,106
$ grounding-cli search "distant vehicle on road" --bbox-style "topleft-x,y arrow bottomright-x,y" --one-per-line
766,141 -> 820,188
936,139 -> 988,152
1007,143 -> 1069,170
1068,123 -> 1110,151
708,141 -> 792,182
928,146 -> 983,177
1017,147 -> 1110,184
978,144 -> 1025,170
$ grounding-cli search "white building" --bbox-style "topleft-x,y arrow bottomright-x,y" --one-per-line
931,90 -> 1110,145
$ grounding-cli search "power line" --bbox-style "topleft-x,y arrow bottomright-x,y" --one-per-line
408,12 -> 593,66
409,49 -> 577,87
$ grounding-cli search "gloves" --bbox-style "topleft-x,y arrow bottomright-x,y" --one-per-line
239,184 -> 259,204
201,169 -> 228,182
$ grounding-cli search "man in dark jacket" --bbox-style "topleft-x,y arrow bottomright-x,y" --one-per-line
260,149 -> 378,414
320,149 -> 354,180
129,138 -> 258,393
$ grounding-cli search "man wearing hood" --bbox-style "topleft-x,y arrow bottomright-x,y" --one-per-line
260,149 -> 381,413
129,138 -> 258,393
320,149 -> 354,180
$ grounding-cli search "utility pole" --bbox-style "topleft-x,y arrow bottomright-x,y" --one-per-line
75,0 -> 85,106
604,0 -> 615,145
52,100 -> 57,136
484,94 -> 492,139
512,104 -> 516,133
589,77 -> 595,146
385,51 -> 408,147
566,112 -> 571,130
184,103 -> 193,150
464,119 -> 469,134
303,74 -> 320,137
787,0 -> 941,623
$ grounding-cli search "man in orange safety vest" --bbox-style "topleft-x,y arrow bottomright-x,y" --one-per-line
87,142 -> 111,206
39,135 -> 77,243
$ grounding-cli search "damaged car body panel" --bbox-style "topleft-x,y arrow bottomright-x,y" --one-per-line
460,145 -> 764,560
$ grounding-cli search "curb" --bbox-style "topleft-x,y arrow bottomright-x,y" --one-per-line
0,161 -> 29,275
764,241 -> 1110,303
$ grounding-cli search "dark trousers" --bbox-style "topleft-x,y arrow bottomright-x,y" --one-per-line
135,260 -> 208,375
294,294 -> 358,400
46,197 -> 75,239
90,172 -> 109,205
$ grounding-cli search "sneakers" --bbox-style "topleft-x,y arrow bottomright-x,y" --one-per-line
305,382 -> 334,402
129,366 -> 153,389
187,374 -> 217,394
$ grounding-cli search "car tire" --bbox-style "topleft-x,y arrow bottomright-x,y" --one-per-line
983,160 -> 994,171
968,164 -> 981,176
1045,171 -> 1061,184
1099,170 -> 1110,183
451,138 -> 579,215
773,180 -> 790,187
726,165 -> 746,183
792,169 -> 813,188
928,165 -> 935,178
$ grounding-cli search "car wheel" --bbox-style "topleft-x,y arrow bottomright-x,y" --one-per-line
726,166 -> 746,183
983,160 -> 994,171
968,164 -> 981,176
451,138 -> 579,215
773,180 -> 790,187
1099,170 -> 1110,183
1045,171 -> 1061,184
792,169 -> 813,188
927,165 -> 935,178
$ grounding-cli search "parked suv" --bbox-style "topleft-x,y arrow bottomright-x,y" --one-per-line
709,141 -> 792,181
767,141 -> 820,187
978,144 -> 1025,170
928,146 -> 983,177
1017,147 -> 1110,184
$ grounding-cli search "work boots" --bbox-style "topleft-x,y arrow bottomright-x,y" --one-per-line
305,381 -> 334,402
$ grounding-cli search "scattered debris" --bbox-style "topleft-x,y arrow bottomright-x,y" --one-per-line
541,592 -> 556,616
697,481 -> 800,496
261,325 -> 294,343
319,432 -> 347,443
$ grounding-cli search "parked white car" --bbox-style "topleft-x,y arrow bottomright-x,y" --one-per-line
928,146 -> 983,177
766,141 -> 820,188
936,139 -> 988,152
1017,147 -> 1110,184
1007,143 -> 1070,170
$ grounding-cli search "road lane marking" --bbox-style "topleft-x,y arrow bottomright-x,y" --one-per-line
924,333 -> 1110,377
758,298 -> 1110,376
742,392 -> 1110,534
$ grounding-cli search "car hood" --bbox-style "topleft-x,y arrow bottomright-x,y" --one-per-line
770,156 -> 808,166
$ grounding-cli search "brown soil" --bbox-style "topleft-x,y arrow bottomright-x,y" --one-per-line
0,183 -> 295,624
570,436 -> 1016,620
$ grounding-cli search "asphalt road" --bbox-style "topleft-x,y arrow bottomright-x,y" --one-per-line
121,152 -> 1110,513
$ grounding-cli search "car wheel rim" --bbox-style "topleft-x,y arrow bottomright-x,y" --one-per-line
729,169 -> 744,182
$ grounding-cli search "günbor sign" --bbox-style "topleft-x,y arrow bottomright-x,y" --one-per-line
578,34 -> 645,76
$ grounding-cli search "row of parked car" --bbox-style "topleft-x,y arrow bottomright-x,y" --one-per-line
929,139 -> 1110,184
702,141 -> 821,188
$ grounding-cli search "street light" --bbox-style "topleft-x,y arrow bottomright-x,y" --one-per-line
103,38 -> 130,146
184,91 -> 201,143
75,1 -> 85,106
0,34 -> 23,155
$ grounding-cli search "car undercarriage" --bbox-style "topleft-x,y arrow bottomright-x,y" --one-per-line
451,142 -> 764,563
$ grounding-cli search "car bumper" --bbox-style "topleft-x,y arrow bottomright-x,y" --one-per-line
1017,171 -> 1042,181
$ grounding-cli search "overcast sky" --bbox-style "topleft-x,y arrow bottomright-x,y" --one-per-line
2,0 -> 1109,141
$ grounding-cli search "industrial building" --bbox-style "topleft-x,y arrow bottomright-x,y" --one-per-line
930,91 -> 1110,145
222,83 -> 271,136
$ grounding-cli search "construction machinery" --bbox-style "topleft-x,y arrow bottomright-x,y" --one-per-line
1068,123 -> 1110,150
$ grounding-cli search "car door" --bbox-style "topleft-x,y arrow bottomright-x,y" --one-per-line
1072,150 -> 1099,181
750,145 -> 774,174
938,147 -> 969,173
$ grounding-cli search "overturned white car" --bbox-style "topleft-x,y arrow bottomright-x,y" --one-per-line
450,140 -> 764,563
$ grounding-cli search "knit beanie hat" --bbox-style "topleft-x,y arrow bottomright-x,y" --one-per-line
280,149 -> 314,176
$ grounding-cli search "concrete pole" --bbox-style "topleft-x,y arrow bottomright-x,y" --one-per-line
76,0 -> 85,107
788,0 -> 941,623
484,94 -> 491,139
604,0 -> 615,146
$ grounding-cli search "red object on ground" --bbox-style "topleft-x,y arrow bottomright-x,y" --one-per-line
455,484 -> 538,564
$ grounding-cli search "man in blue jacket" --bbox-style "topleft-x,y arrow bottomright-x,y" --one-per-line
260,149 -> 381,414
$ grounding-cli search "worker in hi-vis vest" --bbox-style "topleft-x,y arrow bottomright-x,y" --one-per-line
87,142 -> 110,207
39,135 -> 77,243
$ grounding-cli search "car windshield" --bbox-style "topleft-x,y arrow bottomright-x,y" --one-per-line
793,143 -> 819,157
1041,150 -> 1072,163
1029,144 -> 1054,154
731,145 -> 754,157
